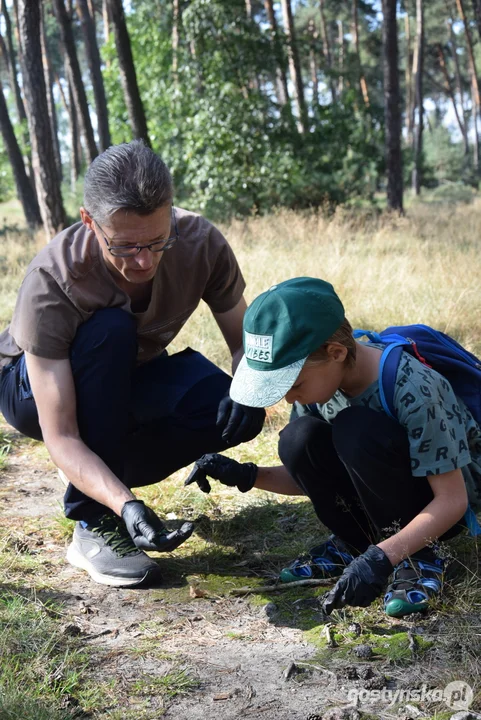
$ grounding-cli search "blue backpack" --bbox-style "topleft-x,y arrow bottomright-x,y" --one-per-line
353,324 -> 481,536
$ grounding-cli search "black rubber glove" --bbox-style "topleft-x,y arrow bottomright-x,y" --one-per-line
185,453 -> 258,494
216,393 -> 266,445
121,499 -> 194,552
322,545 -> 393,614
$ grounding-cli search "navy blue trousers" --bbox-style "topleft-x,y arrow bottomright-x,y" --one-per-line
0,309 -> 231,522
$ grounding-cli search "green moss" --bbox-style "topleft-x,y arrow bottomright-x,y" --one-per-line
305,625 -> 434,666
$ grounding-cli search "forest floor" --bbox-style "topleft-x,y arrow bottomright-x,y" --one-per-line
1,419 -> 481,720
2,198 -> 481,719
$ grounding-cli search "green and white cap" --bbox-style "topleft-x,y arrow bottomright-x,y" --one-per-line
230,277 -> 345,408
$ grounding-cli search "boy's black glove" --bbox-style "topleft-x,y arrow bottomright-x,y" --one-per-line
322,545 -> 393,614
185,453 -> 258,494
216,393 -> 266,445
121,500 -> 194,552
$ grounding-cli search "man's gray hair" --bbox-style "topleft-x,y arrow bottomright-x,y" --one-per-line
83,140 -> 173,224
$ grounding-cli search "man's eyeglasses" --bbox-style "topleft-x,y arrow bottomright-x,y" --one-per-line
91,208 -> 179,258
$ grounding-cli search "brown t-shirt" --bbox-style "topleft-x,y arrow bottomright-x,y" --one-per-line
0,207 -> 245,368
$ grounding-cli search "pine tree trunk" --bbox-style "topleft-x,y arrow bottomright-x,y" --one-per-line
319,0 -> 336,102
352,0 -> 370,106
404,10 -> 414,142
382,0 -> 403,212
456,0 -> 480,172
308,20 -> 319,107
40,5 -> 62,183
411,0 -> 423,195
172,0 -> 180,87
76,0 -> 111,151
107,0 -> 150,145
263,0 -> 289,107
1,0 -> 27,125
0,84 -> 41,228
337,19 -> 344,95
438,43 -> 469,155
447,17 -> 469,149
57,71 -> 81,189
53,0 -> 98,164
280,0 -> 308,133
17,0 -> 67,240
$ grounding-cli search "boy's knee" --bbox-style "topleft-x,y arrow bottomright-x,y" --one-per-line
332,406 -> 404,464
278,415 -> 326,470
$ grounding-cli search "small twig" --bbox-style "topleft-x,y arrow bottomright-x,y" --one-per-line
230,578 -> 335,596
324,623 -> 338,647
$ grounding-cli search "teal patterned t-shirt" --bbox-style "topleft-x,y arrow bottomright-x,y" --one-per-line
295,347 -> 481,511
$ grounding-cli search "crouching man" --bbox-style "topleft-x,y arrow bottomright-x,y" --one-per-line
0,140 -> 265,587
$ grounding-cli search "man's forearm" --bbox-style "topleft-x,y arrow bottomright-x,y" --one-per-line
377,494 -> 467,566
45,435 -> 135,515
254,465 -> 305,495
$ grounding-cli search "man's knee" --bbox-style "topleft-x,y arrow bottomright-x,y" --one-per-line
278,414 -> 327,472
72,309 -> 137,357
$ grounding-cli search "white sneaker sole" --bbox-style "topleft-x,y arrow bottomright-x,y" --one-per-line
66,542 -> 153,587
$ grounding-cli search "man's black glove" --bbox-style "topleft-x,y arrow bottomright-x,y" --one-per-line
216,393 -> 266,445
185,453 -> 258,494
121,499 -> 194,552
322,545 -> 393,614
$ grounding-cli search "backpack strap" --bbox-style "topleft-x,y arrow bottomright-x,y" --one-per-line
378,344 -> 406,420
354,329 -> 409,420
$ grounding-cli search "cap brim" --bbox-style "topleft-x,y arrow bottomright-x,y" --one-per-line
230,354 -> 307,408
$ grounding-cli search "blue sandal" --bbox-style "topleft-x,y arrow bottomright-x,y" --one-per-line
384,556 -> 445,617
279,535 -> 357,583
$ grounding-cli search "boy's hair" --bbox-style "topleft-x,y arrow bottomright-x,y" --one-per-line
305,318 -> 357,368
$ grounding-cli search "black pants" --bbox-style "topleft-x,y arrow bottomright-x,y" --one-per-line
278,406 -> 465,554
0,309 -> 231,522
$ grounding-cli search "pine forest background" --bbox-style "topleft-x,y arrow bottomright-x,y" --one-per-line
2,0 -> 481,239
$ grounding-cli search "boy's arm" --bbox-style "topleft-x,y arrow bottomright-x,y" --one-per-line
254,465 -> 306,495
377,468 -> 468,565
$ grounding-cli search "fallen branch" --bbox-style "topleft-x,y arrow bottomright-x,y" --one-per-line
230,578 -> 335,596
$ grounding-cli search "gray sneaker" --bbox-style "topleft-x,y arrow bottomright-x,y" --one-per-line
66,515 -> 163,587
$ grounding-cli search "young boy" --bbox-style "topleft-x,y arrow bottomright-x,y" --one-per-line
186,277 -> 481,617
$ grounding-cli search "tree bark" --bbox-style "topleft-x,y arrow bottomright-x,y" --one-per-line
447,17 -> 469,146
455,0 -> 480,171
337,19 -> 344,95
1,0 -> 27,125
411,0 -> 424,195
263,0 -> 289,106
57,71 -> 81,189
0,84 -> 41,228
319,0 -> 336,101
17,0 -> 67,240
172,0 -> 180,87
40,4 -> 62,183
53,0 -> 98,164
352,0 -> 370,106
438,43 -> 469,154
382,0 -> 403,212
107,0 -> 150,145
280,0 -> 308,133
102,0 -> 110,42
404,10 -> 414,142
76,0 -> 111,151
308,19 -> 319,107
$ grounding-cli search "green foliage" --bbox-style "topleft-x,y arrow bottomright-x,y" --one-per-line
100,0 -> 384,219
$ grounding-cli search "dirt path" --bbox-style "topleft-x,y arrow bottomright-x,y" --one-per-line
1,434 -> 479,720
